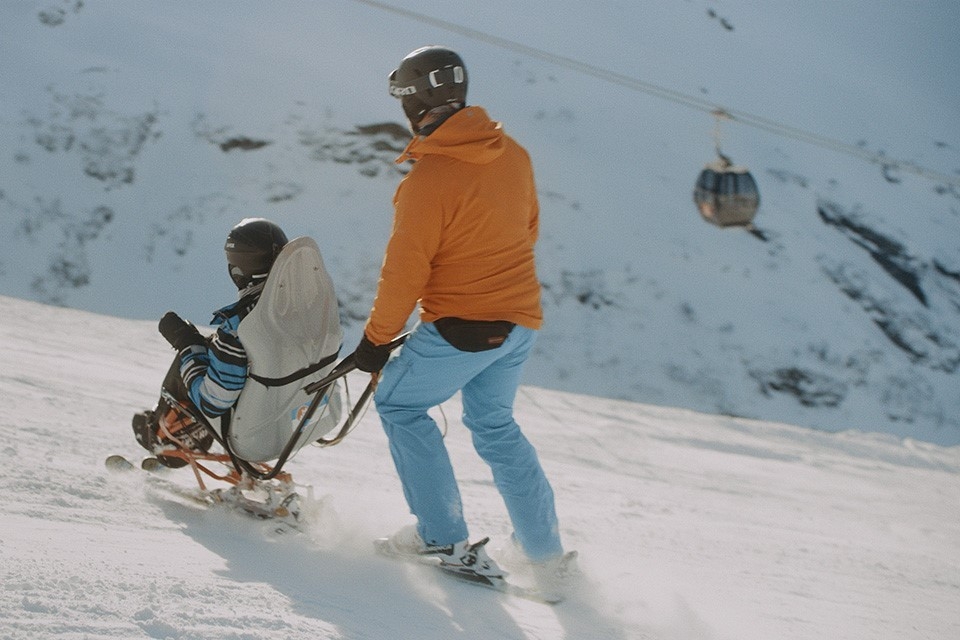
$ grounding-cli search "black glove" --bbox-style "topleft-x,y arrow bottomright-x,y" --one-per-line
158,311 -> 205,351
352,334 -> 393,373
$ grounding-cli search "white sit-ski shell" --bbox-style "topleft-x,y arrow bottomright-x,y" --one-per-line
229,236 -> 343,462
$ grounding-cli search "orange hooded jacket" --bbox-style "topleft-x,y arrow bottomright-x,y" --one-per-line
364,106 -> 543,346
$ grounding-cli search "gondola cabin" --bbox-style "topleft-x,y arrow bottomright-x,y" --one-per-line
693,158 -> 760,227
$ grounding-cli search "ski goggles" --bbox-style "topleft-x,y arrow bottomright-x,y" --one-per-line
389,65 -> 465,98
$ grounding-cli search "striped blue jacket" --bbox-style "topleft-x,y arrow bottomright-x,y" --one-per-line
179,289 -> 260,418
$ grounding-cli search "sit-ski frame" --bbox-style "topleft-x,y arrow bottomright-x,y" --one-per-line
154,334 -> 406,493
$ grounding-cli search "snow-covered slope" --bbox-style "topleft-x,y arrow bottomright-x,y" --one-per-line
1,295 -> 958,640
2,1 -> 959,443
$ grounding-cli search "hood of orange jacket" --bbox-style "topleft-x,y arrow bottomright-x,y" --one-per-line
396,106 -> 506,165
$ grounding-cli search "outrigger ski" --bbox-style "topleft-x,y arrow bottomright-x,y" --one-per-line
373,536 -> 564,605
104,454 -> 305,532
105,453 -> 166,473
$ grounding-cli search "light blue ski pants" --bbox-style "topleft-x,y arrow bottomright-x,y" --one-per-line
374,322 -> 563,561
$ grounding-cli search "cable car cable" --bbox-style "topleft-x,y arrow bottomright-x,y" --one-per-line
352,0 -> 959,187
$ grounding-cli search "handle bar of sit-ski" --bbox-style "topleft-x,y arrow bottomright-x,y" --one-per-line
304,332 -> 408,395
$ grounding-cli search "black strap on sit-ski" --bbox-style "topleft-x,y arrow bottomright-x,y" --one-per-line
247,350 -> 339,387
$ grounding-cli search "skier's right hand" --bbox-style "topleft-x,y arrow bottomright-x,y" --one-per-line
158,311 -> 205,351
351,334 -> 393,373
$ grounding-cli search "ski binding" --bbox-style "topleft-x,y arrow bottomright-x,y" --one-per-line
373,536 -> 564,604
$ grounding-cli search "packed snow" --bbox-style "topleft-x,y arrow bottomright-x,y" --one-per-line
1,295 -> 958,639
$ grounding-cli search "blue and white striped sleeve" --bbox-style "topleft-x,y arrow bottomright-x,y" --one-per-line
180,322 -> 248,418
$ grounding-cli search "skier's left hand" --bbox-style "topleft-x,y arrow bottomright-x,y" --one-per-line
158,311 -> 205,351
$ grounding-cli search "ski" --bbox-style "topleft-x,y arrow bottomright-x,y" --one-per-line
105,454 -> 217,507
435,562 -> 564,604
105,454 -> 170,474
104,454 -> 136,471
104,454 -> 303,533
373,537 -> 564,605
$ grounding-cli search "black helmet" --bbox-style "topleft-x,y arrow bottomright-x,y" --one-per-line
224,218 -> 288,289
389,46 -> 467,125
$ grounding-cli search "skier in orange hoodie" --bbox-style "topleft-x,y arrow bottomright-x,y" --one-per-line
350,46 -> 574,588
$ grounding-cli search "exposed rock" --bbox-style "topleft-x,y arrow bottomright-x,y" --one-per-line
818,199 -> 926,306
750,367 -> 847,408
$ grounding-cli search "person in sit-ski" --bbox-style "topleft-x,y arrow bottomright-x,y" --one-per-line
349,46 -> 576,589
132,218 -> 289,468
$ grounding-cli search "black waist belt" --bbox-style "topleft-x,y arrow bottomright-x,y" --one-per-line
434,317 -> 515,352
248,350 -> 339,387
